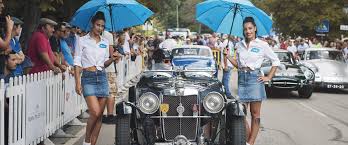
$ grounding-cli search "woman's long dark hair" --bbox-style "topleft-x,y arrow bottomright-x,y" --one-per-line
242,17 -> 257,40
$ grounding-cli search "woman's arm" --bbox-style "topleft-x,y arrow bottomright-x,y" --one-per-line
74,66 -> 82,95
258,44 -> 280,82
104,52 -> 121,67
226,55 -> 238,68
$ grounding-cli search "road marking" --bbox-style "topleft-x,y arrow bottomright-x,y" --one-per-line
298,102 -> 329,118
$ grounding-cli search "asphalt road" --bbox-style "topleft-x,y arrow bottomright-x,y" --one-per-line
254,88 -> 348,145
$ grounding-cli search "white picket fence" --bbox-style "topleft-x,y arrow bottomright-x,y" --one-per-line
0,80 -> 5,145
0,55 -> 144,145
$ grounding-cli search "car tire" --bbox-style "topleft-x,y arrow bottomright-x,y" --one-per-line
226,116 -> 246,145
298,85 -> 313,98
115,114 -> 131,145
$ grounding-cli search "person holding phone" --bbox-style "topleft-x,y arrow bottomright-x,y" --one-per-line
226,17 -> 280,145
74,12 -> 119,145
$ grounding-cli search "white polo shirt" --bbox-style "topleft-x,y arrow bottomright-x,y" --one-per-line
236,38 -> 280,70
74,33 -> 110,70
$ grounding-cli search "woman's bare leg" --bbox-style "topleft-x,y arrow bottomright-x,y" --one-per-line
244,103 -> 251,141
248,101 -> 262,145
84,96 -> 103,143
90,98 -> 107,145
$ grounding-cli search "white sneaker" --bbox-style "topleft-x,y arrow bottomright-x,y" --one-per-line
83,141 -> 91,145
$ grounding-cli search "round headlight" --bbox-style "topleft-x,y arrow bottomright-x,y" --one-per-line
203,92 -> 225,114
304,70 -> 314,79
137,92 -> 160,114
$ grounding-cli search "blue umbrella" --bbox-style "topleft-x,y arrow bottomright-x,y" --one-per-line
196,0 -> 272,38
70,0 -> 154,32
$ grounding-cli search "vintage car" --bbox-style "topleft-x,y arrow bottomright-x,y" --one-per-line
300,48 -> 348,89
261,49 -> 315,98
115,45 -> 246,145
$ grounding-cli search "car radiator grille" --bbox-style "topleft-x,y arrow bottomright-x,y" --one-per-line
272,80 -> 299,88
162,95 -> 198,141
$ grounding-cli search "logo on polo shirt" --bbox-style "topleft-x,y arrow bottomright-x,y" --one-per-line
99,44 -> 107,48
250,47 -> 260,53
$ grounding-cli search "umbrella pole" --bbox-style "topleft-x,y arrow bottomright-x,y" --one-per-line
227,4 -> 238,45
224,4 -> 238,68
108,4 -> 118,74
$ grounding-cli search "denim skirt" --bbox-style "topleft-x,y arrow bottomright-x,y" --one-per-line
238,70 -> 267,103
81,70 -> 109,97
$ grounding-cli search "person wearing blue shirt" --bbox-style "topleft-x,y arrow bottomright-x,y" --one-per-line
60,38 -> 74,66
8,17 -> 26,76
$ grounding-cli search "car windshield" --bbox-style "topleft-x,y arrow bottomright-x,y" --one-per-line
262,52 -> 295,66
306,50 -> 345,62
172,57 -> 214,69
276,52 -> 295,64
172,48 -> 212,57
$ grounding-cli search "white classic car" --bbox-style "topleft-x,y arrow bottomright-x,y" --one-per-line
300,48 -> 348,89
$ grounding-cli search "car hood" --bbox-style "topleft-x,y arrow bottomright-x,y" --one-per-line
307,60 -> 348,77
262,63 -> 303,77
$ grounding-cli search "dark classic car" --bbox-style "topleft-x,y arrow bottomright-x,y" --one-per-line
115,45 -> 246,145
261,49 -> 315,98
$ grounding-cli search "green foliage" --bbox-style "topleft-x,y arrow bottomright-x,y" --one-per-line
251,0 -> 347,38
40,0 -> 64,12
139,0 -> 205,32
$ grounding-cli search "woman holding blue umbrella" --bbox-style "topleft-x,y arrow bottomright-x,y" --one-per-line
227,17 -> 280,145
74,12 -> 120,145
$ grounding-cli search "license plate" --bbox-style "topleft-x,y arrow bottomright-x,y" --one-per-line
327,84 -> 345,89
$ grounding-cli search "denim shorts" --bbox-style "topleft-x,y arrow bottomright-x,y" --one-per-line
81,70 -> 109,98
238,69 -> 266,103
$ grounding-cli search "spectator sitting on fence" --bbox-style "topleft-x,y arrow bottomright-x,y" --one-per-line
28,18 -> 67,74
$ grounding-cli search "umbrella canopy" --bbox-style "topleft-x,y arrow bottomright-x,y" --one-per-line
70,0 -> 154,32
196,0 -> 272,38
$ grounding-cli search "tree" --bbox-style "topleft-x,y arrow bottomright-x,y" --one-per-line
138,0 -> 207,33
251,0 -> 347,38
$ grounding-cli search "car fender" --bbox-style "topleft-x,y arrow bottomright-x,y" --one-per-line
116,102 -> 133,115
225,100 -> 246,117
